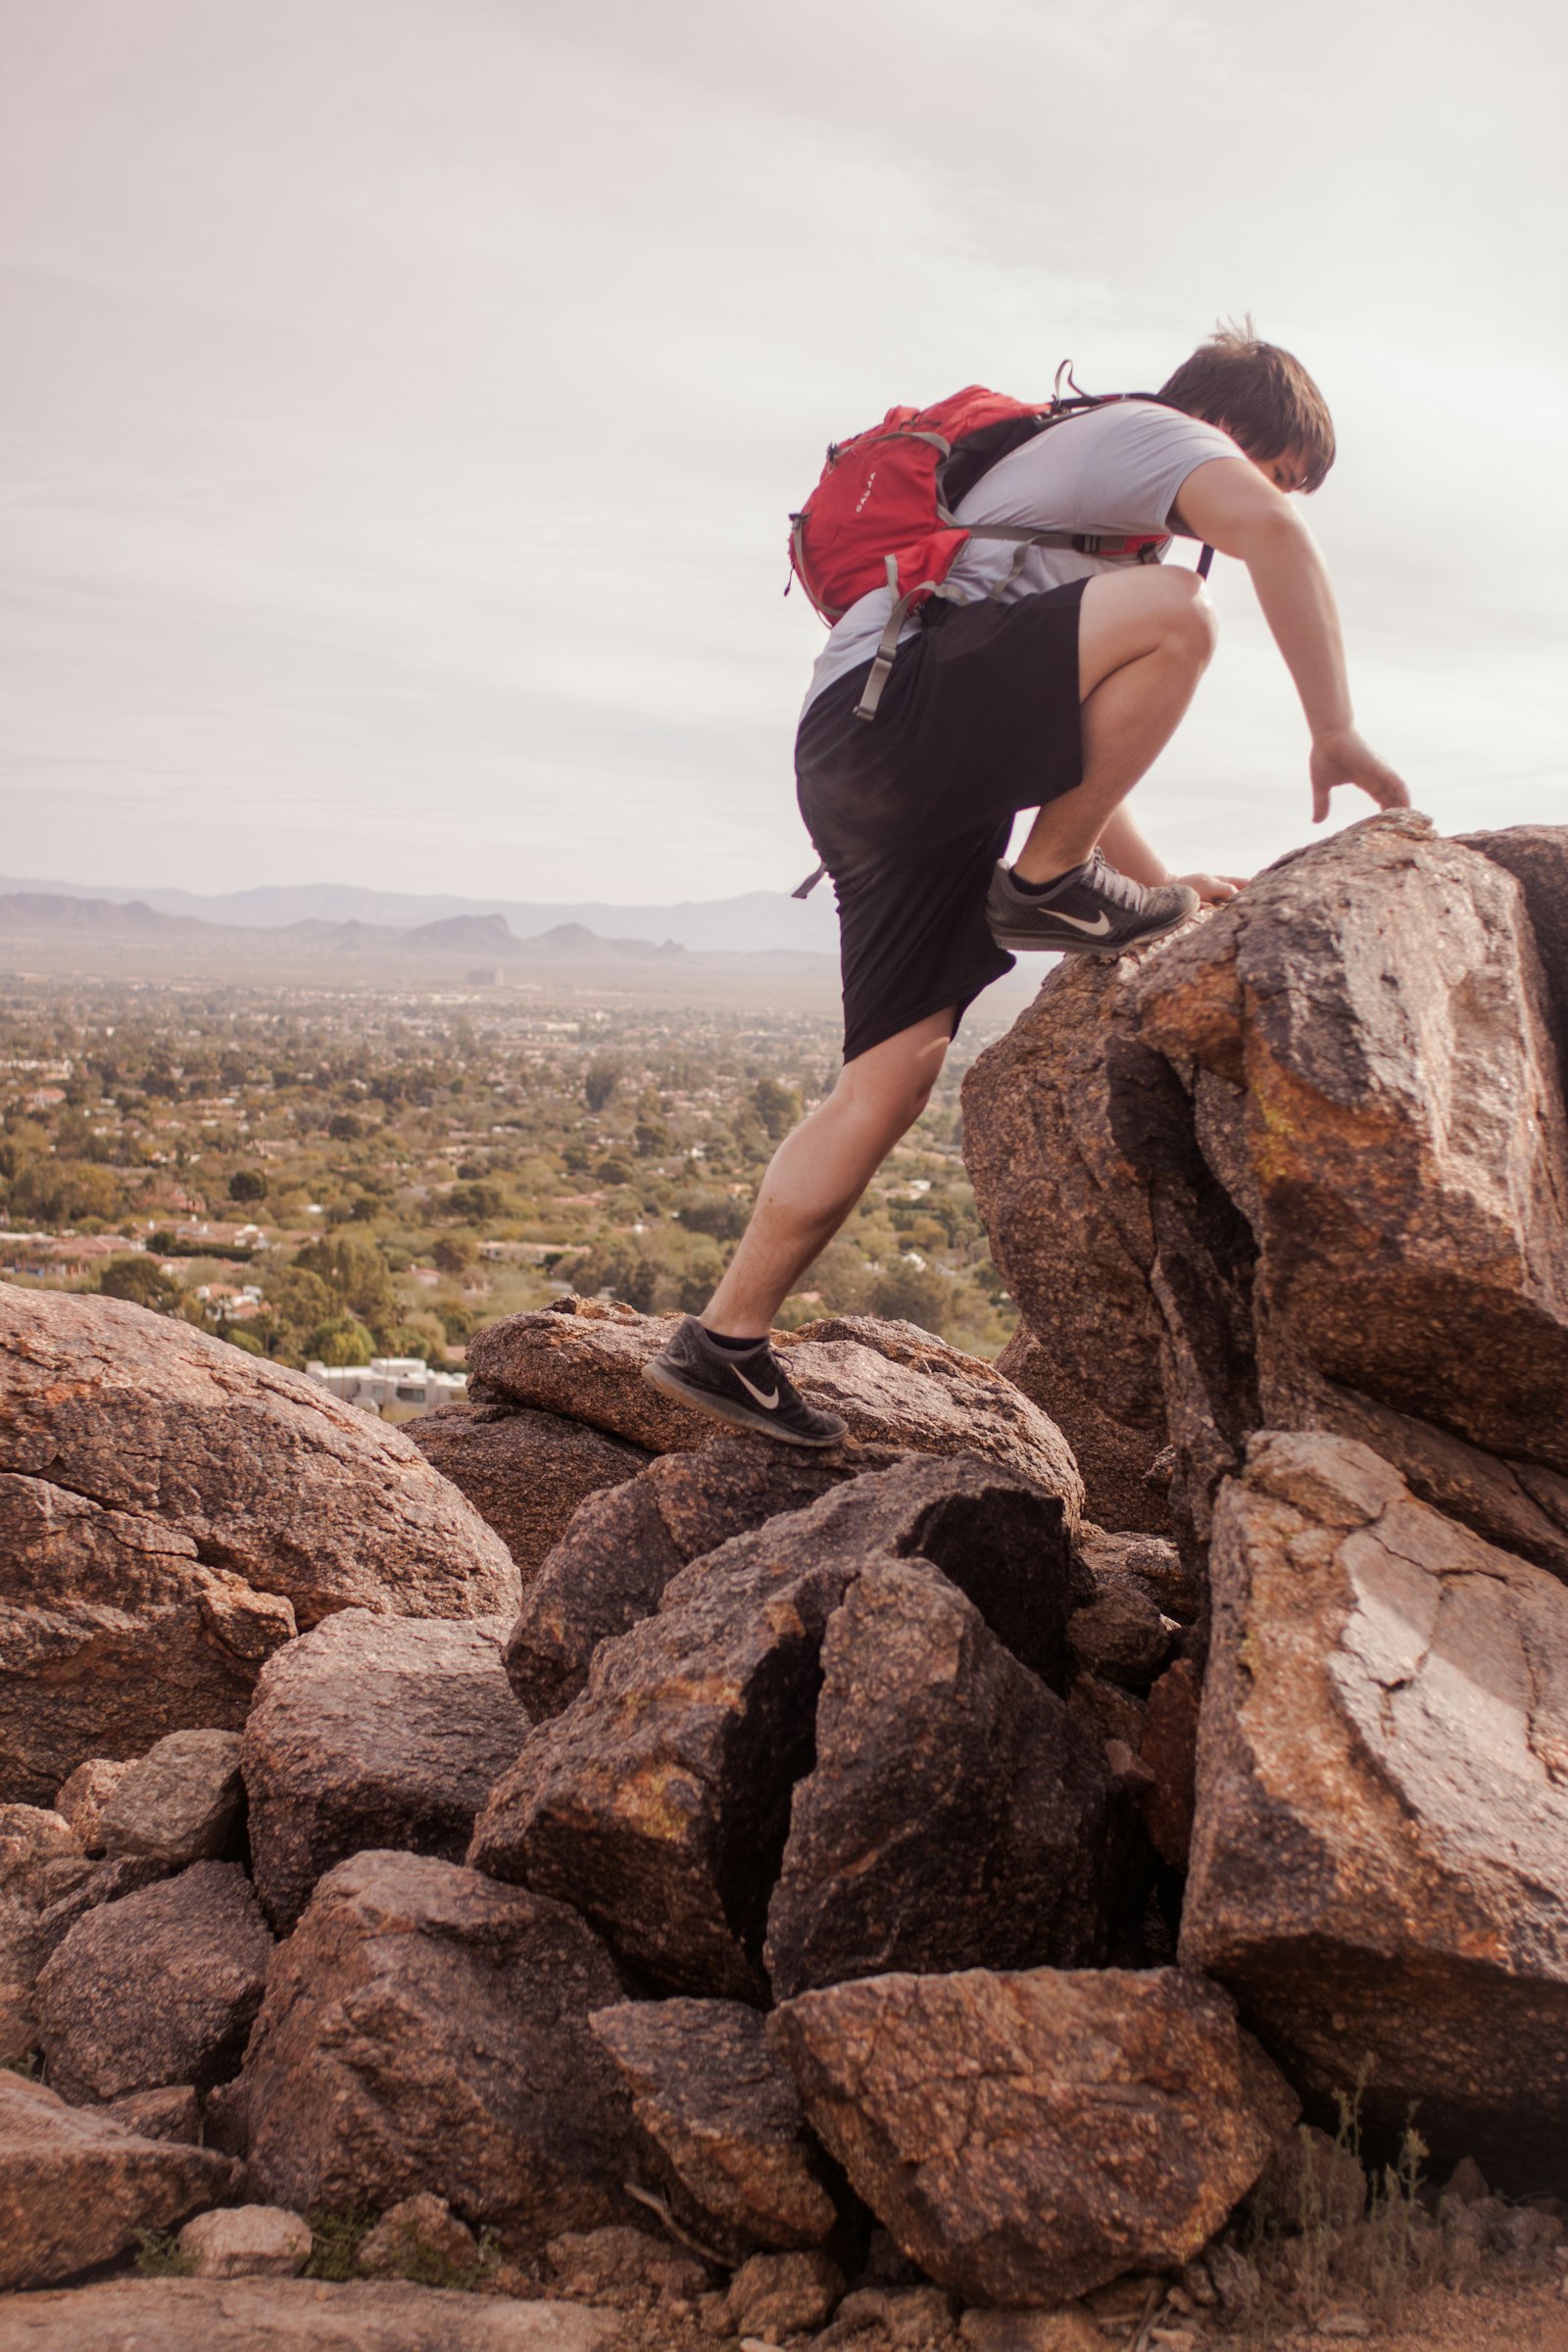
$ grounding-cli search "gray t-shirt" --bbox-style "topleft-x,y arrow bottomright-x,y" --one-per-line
801,398 -> 1240,712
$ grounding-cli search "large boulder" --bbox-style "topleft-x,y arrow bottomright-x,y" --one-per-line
469,1454 -> 1078,2002
241,1611 -> 528,1932
1461,823 -> 1568,1086
1182,1430 -> 1568,2191
407,1400 -> 650,1580
0,1288 -> 519,1802
0,2070 -> 238,2290
34,1858 -> 272,2102
1136,815 -> 1568,1478
506,1436 -> 901,1717
763,1559 -> 1112,1997
589,1997 -> 839,2258
468,1298 -> 1084,1512
238,1849 -> 640,2245
768,1965 -> 1295,2305
965,815 -> 1568,1551
97,1728 -> 246,1868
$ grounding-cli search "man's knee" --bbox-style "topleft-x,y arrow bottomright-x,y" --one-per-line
1159,567 -> 1218,666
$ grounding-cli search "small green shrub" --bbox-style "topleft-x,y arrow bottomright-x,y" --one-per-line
303,2208 -> 374,2281
133,2229 -> 197,2278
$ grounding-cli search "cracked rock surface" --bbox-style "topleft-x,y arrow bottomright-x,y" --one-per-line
408,1400 -> 651,1581
469,1454 -> 1077,2002
0,1288 -> 518,1802
1182,1429 -> 1568,2189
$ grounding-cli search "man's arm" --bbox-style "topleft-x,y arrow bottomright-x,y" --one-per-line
1171,458 -> 1409,822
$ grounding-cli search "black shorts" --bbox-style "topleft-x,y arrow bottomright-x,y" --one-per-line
795,579 -> 1088,1063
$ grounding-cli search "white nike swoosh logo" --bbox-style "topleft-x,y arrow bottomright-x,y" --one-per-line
733,1366 -> 781,1409
1048,908 -> 1112,936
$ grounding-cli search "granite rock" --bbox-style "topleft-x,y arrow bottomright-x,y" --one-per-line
53,1756 -> 132,1852
0,1287 -> 517,1802
239,1849 -> 639,2244
1181,1429 -> 1568,2190
35,1858 -> 272,2102
0,2278 -> 619,2349
408,1401 -> 650,1581
769,1965 -> 1295,2305
0,2069 -> 238,2290
590,1996 -> 838,2256
764,1559 -> 1112,1998
177,2202 -> 314,2278
242,1610 -> 528,1931
97,1728 -> 246,1868
470,1454 -> 1076,2001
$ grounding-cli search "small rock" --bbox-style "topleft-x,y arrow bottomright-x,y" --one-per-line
545,2223 -> 703,2303
357,2190 -> 481,2279
825,2283 -> 955,2346
98,1729 -> 246,1868
1206,2244 -> 1262,2317
34,1858 -> 272,2101
1445,2153 -> 1490,2205
177,2203 -> 314,2278
728,2248 -> 845,2338
1178,2259 -> 1216,2307
54,1758 -> 133,1853
958,2310 -> 1102,2352
0,1806 -> 81,1896
107,2084 -> 203,2144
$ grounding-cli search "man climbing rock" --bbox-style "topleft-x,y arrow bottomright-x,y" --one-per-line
647,325 -> 1408,1443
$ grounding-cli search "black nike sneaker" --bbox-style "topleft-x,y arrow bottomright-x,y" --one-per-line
986,851 -> 1200,956
643,1316 -> 848,1446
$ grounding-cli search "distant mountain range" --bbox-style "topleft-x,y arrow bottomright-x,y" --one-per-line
0,875 -> 840,956
0,890 -> 828,971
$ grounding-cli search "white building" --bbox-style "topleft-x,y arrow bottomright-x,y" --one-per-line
303,1355 -> 467,1416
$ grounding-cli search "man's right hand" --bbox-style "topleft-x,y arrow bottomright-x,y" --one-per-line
1308,727 -> 1411,825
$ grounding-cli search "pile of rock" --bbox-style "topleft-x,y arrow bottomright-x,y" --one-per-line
2,812 -> 1565,2343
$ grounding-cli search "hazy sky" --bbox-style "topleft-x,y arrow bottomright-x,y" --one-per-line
2,0 -> 1564,906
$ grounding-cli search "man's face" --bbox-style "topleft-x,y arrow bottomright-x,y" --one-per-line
1252,444 -> 1311,496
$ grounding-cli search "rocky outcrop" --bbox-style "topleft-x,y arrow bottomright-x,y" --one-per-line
1181,1430 -> 1568,2189
769,1964 -> 1295,2304
0,2280 -> 620,2349
0,1288 -> 519,1802
469,1298 -> 1084,1511
469,1454 -> 1079,2001
589,1997 -> 839,2257
238,1850 -> 640,2245
964,815 -> 1568,1553
0,2070 -> 238,2290
408,1400 -> 650,1580
506,1437 -> 898,1717
763,1559 -> 1112,1997
34,1859 -> 272,2102
241,1611 -> 528,1931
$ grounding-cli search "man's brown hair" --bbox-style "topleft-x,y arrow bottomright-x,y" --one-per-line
1157,318 -> 1336,491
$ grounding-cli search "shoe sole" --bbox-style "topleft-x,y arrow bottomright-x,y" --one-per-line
987,891 -> 1200,956
642,1356 -> 847,1447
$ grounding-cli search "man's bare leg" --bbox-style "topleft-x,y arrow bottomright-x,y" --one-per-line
1013,565 -> 1217,883
701,1007 -> 956,1338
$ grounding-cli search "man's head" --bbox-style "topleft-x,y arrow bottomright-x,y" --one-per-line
1158,319 -> 1335,492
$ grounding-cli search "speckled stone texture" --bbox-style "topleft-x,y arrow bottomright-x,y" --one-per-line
505,1436 -> 901,1718
0,2071 -> 238,2290
769,1965 -> 1295,2305
35,1858 -> 272,2101
0,1287 -> 518,1802
97,1728 -> 246,1868
241,1610 -> 529,1931
589,1997 -> 839,2257
467,1298 -> 1084,1514
238,1849 -> 640,2246
407,1400 -> 650,1579
469,1454 -> 1077,2002
1182,1430 -> 1568,2192
764,1559 -> 1113,1997
0,2279 -> 620,2349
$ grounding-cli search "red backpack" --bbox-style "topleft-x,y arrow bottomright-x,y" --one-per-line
788,378 -> 1174,721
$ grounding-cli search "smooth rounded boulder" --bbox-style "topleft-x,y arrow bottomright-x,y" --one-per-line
0,1288 -> 518,1801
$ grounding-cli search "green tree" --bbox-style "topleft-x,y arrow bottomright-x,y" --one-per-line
292,1232 -> 398,1326
305,1314 -> 376,1366
870,1260 -> 950,1335
752,1077 -> 802,1142
98,1255 -> 180,1312
431,1234 -> 477,1277
446,1181 -> 506,1224
227,1169 -> 268,1204
583,1054 -> 623,1112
